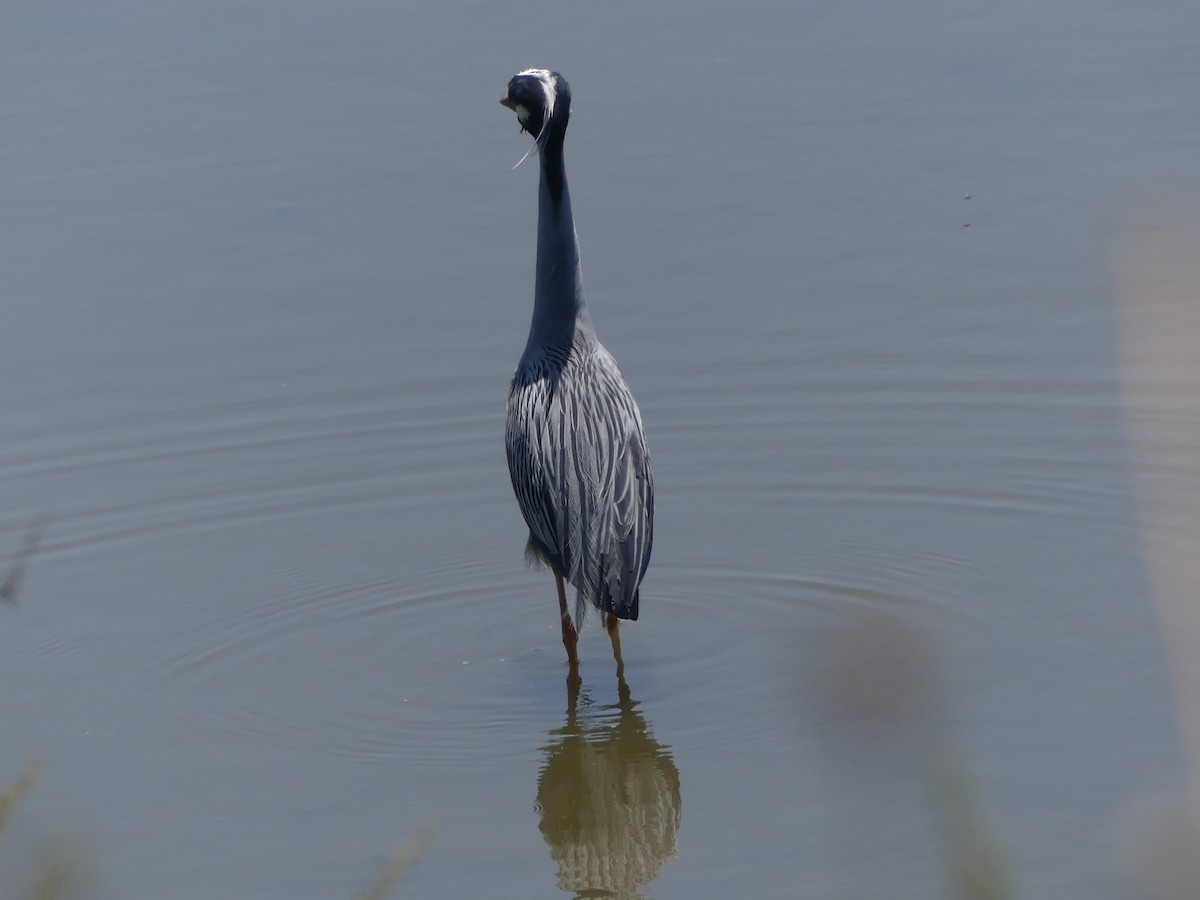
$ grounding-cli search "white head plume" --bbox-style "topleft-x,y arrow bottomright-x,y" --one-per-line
508,68 -> 559,170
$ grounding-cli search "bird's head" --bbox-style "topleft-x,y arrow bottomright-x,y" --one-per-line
500,69 -> 570,147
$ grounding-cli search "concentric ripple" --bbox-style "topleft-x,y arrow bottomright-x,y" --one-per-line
143,558 -> 562,768
611,551 -> 980,761
42,525 -> 979,774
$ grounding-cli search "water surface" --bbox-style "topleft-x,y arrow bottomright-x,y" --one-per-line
2,1 -> 1199,897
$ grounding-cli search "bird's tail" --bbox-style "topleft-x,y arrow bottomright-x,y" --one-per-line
606,588 -> 639,622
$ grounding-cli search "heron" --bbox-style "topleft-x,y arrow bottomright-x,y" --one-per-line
500,69 -> 654,671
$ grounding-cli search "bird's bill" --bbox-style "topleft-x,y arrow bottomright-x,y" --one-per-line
499,96 -> 517,110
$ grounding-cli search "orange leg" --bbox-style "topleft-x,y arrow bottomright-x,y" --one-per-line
606,612 -> 624,680
556,573 -> 579,669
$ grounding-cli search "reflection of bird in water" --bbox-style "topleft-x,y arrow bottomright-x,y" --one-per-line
536,676 -> 681,898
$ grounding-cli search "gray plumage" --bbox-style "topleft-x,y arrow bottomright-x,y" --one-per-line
502,69 -> 654,630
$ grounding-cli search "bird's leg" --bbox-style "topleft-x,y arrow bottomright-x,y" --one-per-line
555,572 -> 579,669
566,663 -> 582,709
606,613 -> 624,681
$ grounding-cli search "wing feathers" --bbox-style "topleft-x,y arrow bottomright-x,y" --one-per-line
506,343 -> 653,627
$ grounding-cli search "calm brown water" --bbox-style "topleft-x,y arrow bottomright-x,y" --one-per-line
2,1 -> 1199,897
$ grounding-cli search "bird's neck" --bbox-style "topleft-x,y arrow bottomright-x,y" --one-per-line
524,141 -> 592,357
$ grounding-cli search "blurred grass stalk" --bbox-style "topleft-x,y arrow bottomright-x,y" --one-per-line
0,757 -> 76,900
921,739 -> 1010,900
1116,212 -> 1200,877
0,519 -> 44,604
0,757 -> 43,839
816,612 -> 1012,898
354,827 -> 434,900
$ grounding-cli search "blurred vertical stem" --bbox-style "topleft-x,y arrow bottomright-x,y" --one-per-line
28,852 -> 73,900
920,738 -> 1011,900
354,827 -> 435,900
0,756 -> 43,840
1116,213 -> 1200,844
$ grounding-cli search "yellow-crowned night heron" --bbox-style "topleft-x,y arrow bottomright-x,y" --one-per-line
500,69 -> 654,669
